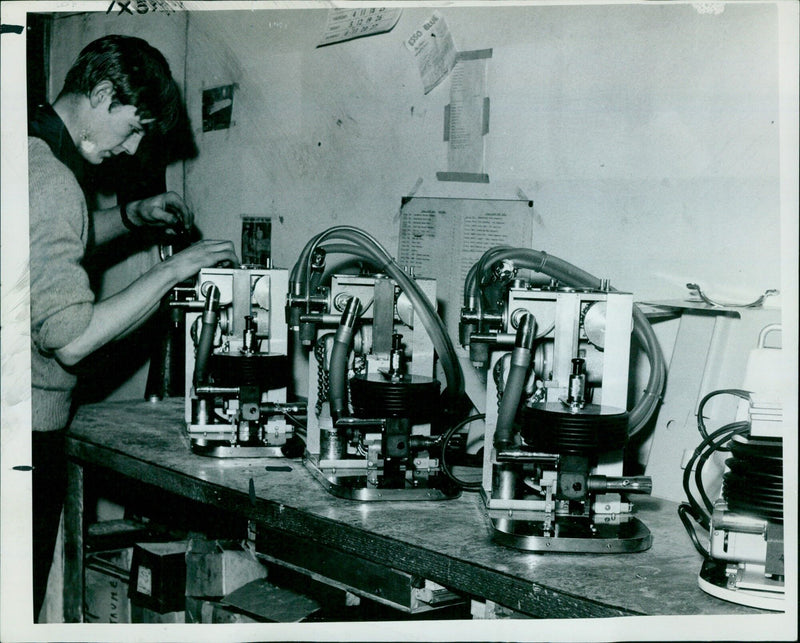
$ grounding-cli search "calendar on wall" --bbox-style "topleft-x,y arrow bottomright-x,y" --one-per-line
317,7 -> 403,47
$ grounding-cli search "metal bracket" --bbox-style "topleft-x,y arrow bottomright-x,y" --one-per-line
686,283 -> 778,308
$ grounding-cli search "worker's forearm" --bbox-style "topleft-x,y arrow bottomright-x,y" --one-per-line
55,261 -> 176,366
91,205 -> 129,246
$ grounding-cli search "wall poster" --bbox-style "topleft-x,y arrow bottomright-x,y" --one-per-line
397,196 -> 534,347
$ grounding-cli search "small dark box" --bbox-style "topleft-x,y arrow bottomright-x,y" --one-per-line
128,541 -> 187,614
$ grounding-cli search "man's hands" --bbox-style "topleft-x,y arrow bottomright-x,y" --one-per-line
126,191 -> 194,232
124,191 -> 240,280
163,239 -> 240,283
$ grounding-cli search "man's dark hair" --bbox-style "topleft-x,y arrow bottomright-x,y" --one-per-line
59,34 -> 181,134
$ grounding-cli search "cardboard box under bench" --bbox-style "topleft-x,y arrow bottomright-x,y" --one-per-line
185,538 -> 268,599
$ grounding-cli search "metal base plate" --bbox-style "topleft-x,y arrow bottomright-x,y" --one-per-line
490,516 -> 652,553
305,461 -> 460,501
698,559 -> 785,612
191,438 -> 286,458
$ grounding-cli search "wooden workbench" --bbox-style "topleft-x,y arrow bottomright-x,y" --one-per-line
64,398 -> 776,624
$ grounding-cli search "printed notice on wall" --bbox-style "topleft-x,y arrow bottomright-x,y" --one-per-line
398,197 -> 534,346
404,11 -> 457,94
318,7 -> 402,47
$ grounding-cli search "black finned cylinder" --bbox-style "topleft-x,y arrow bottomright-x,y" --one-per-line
723,435 -> 783,523
520,403 -> 628,455
350,374 -> 439,423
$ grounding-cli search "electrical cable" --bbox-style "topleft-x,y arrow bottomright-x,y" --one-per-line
678,417 -> 749,558
696,389 -> 751,441
687,389 -> 752,517
677,502 -> 711,559
682,421 -> 749,530
439,413 -> 485,491
283,412 -> 308,435
695,420 -> 749,513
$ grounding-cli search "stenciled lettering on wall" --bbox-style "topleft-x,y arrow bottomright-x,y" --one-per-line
106,0 -> 184,16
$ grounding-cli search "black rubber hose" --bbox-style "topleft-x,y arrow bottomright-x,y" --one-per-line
464,247 -> 667,437
193,284 -> 220,387
494,314 -> 535,449
328,296 -> 360,424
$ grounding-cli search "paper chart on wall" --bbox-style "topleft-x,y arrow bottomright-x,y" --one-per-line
437,50 -> 493,184
397,197 -> 534,347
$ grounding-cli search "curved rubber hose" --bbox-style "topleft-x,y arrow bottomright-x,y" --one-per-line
193,284 -> 220,387
338,229 -> 464,406
295,226 -> 465,408
494,315 -> 535,449
328,297 -> 360,423
465,247 -> 667,437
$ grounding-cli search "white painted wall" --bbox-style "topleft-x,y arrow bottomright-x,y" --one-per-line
46,3 -> 791,467
179,4 -> 782,304
48,2 -> 785,310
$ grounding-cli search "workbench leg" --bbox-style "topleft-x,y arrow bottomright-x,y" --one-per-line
63,459 -> 84,623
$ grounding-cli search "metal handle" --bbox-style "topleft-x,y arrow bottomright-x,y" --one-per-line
757,323 -> 781,349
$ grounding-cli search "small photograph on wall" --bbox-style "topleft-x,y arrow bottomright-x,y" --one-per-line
202,84 -> 234,132
241,216 -> 272,268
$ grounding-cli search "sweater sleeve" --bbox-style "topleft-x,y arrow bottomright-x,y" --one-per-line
28,138 -> 95,354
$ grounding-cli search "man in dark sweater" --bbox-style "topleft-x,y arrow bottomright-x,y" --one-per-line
28,34 -> 238,621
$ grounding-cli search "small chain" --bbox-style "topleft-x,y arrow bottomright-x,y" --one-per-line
314,338 -> 329,417
493,357 -> 504,412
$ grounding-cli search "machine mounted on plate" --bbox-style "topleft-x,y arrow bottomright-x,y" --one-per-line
177,265 -> 302,457
679,325 -> 785,611
286,226 -> 464,501
460,247 -> 667,552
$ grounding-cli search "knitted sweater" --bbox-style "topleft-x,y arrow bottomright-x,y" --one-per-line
28,137 -> 94,431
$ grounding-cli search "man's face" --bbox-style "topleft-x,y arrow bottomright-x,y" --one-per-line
79,91 -> 153,164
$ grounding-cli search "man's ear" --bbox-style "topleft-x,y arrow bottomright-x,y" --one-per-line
89,80 -> 114,109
